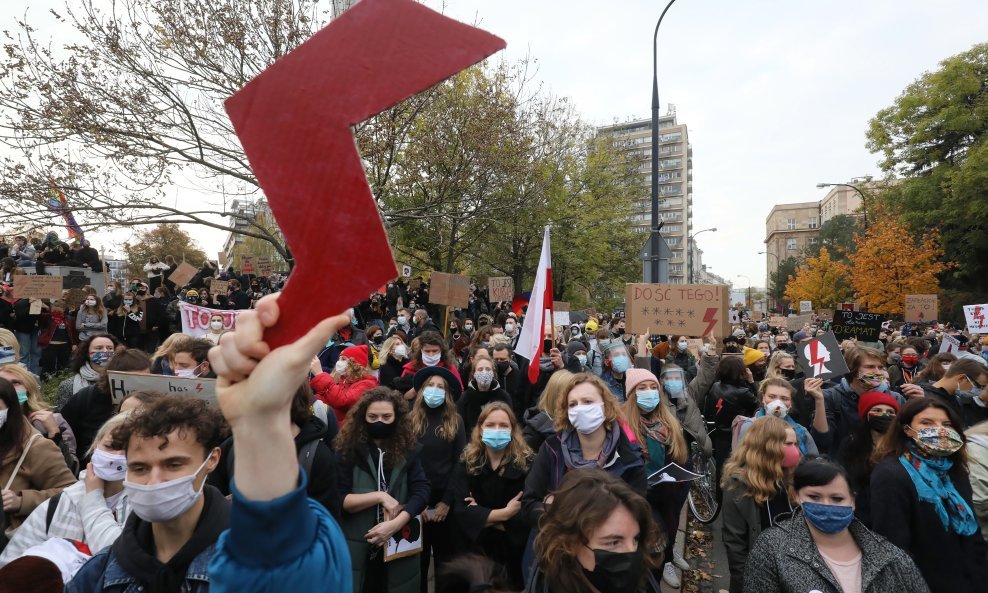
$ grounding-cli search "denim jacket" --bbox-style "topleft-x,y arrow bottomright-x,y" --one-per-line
65,543 -> 215,593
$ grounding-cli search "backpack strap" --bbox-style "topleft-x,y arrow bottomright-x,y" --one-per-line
297,440 -> 320,479
45,492 -> 63,535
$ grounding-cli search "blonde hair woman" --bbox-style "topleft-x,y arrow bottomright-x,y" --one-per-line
521,373 -> 646,530
0,329 -> 18,365
452,401 -> 533,588
522,369 -> 573,452
765,350 -> 797,381
720,416 -> 800,593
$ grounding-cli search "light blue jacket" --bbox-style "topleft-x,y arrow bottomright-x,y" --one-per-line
209,472 -> 351,593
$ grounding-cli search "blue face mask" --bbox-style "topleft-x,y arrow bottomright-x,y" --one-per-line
423,386 -> 446,408
636,389 -> 660,412
957,375 -> 984,402
800,501 -> 854,534
481,428 -> 512,451
663,379 -> 685,397
610,354 -> 631,374
16,388 -> 28,405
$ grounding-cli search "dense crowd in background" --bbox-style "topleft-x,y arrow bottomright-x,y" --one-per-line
0,241 -> 987,593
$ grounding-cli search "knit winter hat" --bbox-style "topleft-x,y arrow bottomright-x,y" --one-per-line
566,340 -> 587,356
858,391 -> 900,419
625,368 -> 660,399
743,347 -> 766,367
341,344 -> 370,368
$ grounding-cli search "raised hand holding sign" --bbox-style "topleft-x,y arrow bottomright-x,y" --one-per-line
224,0 -> 505,347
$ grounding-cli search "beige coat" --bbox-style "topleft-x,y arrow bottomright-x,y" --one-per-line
1,432 -> 77,529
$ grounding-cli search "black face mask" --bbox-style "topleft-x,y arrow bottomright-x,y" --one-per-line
867,414 -> 894,434
780,367 -> 797,380
367,421 -> 397,440
751,365 -> 767,381
495,360 -> 511,374
372,334 -> 384,346
582,549 -> 645,593
616,328 -> 626,336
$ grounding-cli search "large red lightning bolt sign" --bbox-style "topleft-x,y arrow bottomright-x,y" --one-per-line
702,308 -> 719,337
809,340 -> 827,377
225,0 -> 505,348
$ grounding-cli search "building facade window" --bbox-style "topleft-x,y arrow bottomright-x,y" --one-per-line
786,218 -> 796,230
808,216 -> 818,229
787,238 -> 797,250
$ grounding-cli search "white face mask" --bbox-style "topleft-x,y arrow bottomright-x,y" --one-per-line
422,352 -> 442,367
173,367 -> 199,379
765,399 -> 789,418
0,408 -> 6,430
474,369 -> 495,388
334,359 -> 349,375
393,344 -> 408,358
124,455 -> 211,523
504,322 -> 516,335
210,321 -> 224,331
91,449 -> 128,482
568,403 -> 606,435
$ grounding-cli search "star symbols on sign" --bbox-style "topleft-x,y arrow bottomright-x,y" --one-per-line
653,306 -> 662,315
679,320 -> 686,327
642,307 -> 650,316
665,308 -> 673,316
675,308 -> 683,316
687,309 -> 696,318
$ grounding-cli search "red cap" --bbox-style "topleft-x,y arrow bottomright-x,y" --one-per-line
341,345 -> 369,368
858,391 -> 900,419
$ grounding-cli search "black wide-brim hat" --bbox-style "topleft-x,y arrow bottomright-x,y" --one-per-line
412,365 -> 462,400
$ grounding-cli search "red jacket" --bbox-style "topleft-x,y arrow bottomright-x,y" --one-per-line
400,360 -> 464,388
310,372 -> 378,424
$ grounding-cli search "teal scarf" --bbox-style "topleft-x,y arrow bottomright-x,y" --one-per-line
899,449 -> 978,536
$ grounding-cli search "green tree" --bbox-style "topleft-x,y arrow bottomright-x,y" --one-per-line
122,224 -> 207,280
768,256 -> 799,310
867,43 -> 988,293
803,214 -> 862,261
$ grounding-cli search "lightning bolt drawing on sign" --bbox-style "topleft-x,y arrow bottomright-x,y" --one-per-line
809,340 -> 828,377
974,306 -> 985,328
702,308 -> 719,337
225,0 -> 505,347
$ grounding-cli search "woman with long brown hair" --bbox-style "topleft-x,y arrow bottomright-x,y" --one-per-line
74,292 -> 107,341
337,387 -> 430,593
410,365 -> 466,591
0,364 -> 78,474
452,401 -> 533,589
623,368 -> 691,587
870,397 -> 988,592
529,469 -> 664,593
720,416 -> 799,593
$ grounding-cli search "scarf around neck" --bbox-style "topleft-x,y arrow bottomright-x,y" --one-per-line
112,485 -> 230,593
74,363 -> 100,392
899,448 -> 978,536
560,423 -> 620,470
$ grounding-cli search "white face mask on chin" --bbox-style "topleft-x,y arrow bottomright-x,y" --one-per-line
124,455 -> 211,523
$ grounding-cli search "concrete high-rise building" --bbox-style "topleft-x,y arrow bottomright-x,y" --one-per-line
222,198 -> 277,264
597,108 -> 693,283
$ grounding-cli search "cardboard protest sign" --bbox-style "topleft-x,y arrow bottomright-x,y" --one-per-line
107,371 -> 216,406
408,278 -> 422,291
401,265 -> 412,278
788,314 -> 813,331
553,311 -> 571,326
240,255 -> 256,275
12,275 -> 63,300
64,288 -> 88,310
223,0 -> 504,348
29,299 -> 43,315
167,262 -> 198,288
964,304 -> 988,333
799,301 -> 813,314
553,301 -> 570,312
817,309 -> 834,321
795,332 -> 850,380
256,257 -> 274,277
904,294 -> 938,323
179,301 -> 243,338
218,251 -> 228,267
385,514 -> 423,562
625,283 -> 729,338
767,315 -> 787,328
488,277 -> 513,302
430,272 -> 470,307
832,310 -> 883,341
940,333 -> 962,354
210,280 -> 230,296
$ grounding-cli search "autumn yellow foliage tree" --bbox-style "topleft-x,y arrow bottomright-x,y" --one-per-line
784,247 -> 853,308
847,215 -> 953,316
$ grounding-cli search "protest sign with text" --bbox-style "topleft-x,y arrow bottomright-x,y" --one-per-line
625,283 -> 729,337
107,371 -> 216,406
256,257 -> 274,277
799,301 -> 813,314
940,334 -> 961,354
430,272 -> 470,307
905,294 -> 938,323
787,314 -> 813,331
241,255 -> 256,275
488,277 -> 514,302
963,304 -> 988,333
168,262 -> 198,287
179,301 -> 243,338
12,275 -> 64,300
832,310 -> 883,341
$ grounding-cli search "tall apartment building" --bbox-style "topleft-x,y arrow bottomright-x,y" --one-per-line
597,110 -> 693,283
764,184 -> 867,286
222,198 -> 275,264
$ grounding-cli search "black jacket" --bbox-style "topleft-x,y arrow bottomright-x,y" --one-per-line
705,382 -> 759,432
456,381 -> 512,435
870,456 -> 988,593
521,428 -> 646,528
209,416 -> 340,519
227,289 -> 251,311
378,355 -> 407,391
522,408 -> 555,453
60,384 -> 114,460
0,297 -> 40,333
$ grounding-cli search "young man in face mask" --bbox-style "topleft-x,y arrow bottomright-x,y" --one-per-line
924,358 -> 988,427
170,339 -> 215,379
66,396 -> 229,593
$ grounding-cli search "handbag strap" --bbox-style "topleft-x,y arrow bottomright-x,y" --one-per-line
4,433 -> 42,491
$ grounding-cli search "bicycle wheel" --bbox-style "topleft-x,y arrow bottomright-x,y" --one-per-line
687,450 -> 721,524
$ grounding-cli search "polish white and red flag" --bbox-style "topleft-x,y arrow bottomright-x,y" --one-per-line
516,227 -> 554,384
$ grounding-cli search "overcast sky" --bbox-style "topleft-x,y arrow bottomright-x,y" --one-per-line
5,0 -> 988,289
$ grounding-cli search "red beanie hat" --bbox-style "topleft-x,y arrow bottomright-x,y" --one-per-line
341,345 -> 369,368
857,390 -> 900,419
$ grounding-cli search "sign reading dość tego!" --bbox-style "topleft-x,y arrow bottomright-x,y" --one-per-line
625,284 -> 729,337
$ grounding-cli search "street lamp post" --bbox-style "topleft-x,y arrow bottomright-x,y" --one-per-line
816,182 -> 869,229
737,274 -> 751,310
647,0 -> 679,284
758,250 -> 779,311
688,227 -> 717,283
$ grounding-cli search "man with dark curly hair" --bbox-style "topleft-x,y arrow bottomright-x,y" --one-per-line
67,396 -> 230,593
